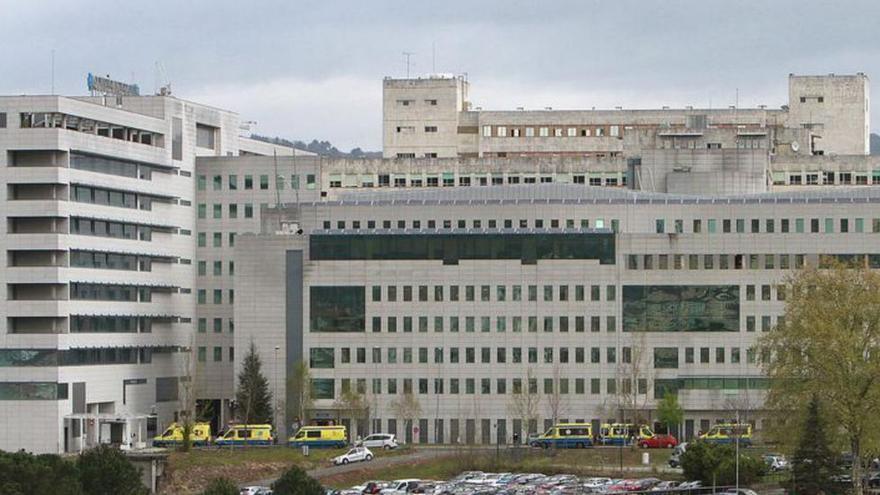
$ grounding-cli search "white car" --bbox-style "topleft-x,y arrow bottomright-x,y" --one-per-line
357,433 -> 400,450
239,487 -> 271,495
332,446 -> 374,465
379,479 -> 421,494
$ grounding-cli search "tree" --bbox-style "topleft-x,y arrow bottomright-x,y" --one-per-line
200,477 -> 239,495
389,392 -> 422,442
615,332 -> 652,425
235,341 -> 273,425
656,393 -> 684,436
334,388 -> 370,438
0,451 -> 82,495
179,338 -> 198,452
791,396 -> 837,495
271,465 -> 324,495
680,441 -> 766,487
286,361 -> 313,433
760,261 -> 880,495
545,366 -> 565,427
77,445 -> 147,495
507,368 -> 541,442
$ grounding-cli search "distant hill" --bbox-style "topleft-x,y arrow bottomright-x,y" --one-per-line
872,133 -> 880,155
249,134 -> 382,159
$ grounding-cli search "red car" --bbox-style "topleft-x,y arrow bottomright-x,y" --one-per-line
638,433 -> 679,448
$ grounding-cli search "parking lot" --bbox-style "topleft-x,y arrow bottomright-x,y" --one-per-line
329,471 -> 761,494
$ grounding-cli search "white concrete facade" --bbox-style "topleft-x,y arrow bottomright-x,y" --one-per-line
383,73 -> 871,160
237,185 -> 880,444
0,94 -> 305,453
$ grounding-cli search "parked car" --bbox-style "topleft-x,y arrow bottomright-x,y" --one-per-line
379,479 -> 422,494
668,442 -> 688,468
763,453 -> 790,472
357,433 -> 400,450
358,481 -> 391,494
637,432 -> 678,449
650,480 -> 681,491
240,487 -> 271,495
332,446 -> 374,465
718,489 -> 759,495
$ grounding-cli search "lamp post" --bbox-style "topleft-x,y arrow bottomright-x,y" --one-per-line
735,411 -> 741,494
274,346 -> 280,437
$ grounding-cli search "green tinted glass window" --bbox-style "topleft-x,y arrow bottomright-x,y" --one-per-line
622,285 -> 739,332
309,286 -> 365,332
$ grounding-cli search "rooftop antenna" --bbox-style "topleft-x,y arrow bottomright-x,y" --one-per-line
291,145 -> 299,205
50,49 -> 55,95
432,41 -> 436,73
403,51 -> 415,78
273,149 -> 283,211
154,61 -> 172,96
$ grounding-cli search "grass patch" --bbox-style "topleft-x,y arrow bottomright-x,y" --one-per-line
162,445 -> 415,494
163,446 -> 340,494
322,446 -> 678,489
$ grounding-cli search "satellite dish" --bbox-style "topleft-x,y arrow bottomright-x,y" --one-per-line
790,141 -> 800,152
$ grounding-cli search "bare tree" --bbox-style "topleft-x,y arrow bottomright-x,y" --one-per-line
545,365 -> 565,426
286,360 -> 312,433
389,392 -> 422,442
334,388 -> 370,439
507,368 -> 541,442
178,338 -> 197,452
615,332 -> 653,425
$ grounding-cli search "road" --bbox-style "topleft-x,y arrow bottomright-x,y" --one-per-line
240,447 -> 452,488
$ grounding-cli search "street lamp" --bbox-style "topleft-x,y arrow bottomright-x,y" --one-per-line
274,346 -> 280,436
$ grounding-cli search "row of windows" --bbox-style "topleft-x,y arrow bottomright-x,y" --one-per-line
70,250 -> 154,272
328,174 -> 626,188
70,283 -> 159,302
70,217 -> 154,241
0,382 -> 67,400
196,317 -> 234,334
0,347 -> 164,366
655,217 -> 880,234
311,374 -> 765,400
197,232 -> 237,248
310,233 -> 616,265
196,346 -> 235,363
70,315 -> 165,333
71,184 -> 162,211
197,260 -> 235,277
316,216 -> 880,235
781,171 -> 878,186
322,218 -> 618,231
19,112 -> 162,147
309,345 -> 760,368
370,284 -> 616,303
198,203 -> 256,220
197,173 -> 316,192
628,253 -> 880,270
364,315 -> 618,334
70,153 -> 167,181
196,289 -> 234,305
482,125 -> 621,138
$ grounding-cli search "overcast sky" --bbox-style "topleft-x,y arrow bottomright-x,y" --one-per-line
1,0 -> 877,150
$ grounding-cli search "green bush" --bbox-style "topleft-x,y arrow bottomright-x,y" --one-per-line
681,441 -> 766,486
271,465 -> 324,495
0,450 -> 82,495
77,445 -> 148,495
200,477 -> 239,495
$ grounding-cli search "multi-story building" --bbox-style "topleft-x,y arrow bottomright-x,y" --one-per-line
384,73 -> 870,159
236,183 -> 880,444
1,71 -> 874,453
0,93 -> 305,454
